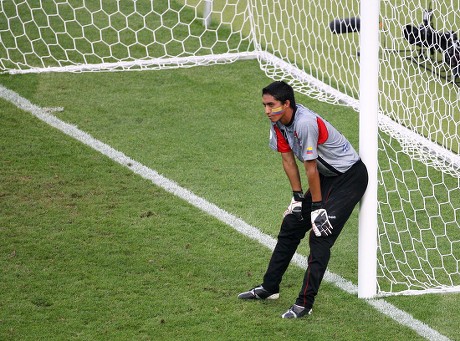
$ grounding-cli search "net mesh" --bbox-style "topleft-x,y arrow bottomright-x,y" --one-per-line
0,0 -> 253,72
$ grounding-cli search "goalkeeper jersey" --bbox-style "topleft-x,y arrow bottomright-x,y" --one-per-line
269,104 -> 359,176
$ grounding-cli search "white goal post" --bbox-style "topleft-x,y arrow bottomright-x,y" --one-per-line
357,0 -> 379,299
1,0 -> 460,298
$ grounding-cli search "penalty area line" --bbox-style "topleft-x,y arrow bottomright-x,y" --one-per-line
0,84 -> 451,341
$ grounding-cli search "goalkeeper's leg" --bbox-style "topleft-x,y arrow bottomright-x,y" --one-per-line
295,231 -> 339,309
294,160 -> 368,311
261,214 -> 308,294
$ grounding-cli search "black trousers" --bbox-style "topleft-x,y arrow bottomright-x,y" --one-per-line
262,159 -> 368,309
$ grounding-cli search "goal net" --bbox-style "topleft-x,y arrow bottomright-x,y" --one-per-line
376,0 -> 460,295
0,0 -> 255,73
1,0 -> 459,297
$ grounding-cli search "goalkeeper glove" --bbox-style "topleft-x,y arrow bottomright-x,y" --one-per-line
284,191 -> 304,221
310,202 -> 333,237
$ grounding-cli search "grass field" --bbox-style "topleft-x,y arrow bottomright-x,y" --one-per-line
1,1 -> 460,339
1,60 -> 459,340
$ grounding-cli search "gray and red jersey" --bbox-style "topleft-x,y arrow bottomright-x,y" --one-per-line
269,104 -> 359,176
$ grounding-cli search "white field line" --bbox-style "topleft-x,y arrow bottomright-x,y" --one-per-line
0,84 -> 451,341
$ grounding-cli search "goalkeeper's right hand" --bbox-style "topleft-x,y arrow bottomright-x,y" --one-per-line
283,191 -> 304,221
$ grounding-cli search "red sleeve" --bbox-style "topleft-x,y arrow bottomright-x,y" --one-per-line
316,117 -> 329,145
274,125 -> 292,152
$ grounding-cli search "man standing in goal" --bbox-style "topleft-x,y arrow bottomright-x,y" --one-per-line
238,81 -> 368,318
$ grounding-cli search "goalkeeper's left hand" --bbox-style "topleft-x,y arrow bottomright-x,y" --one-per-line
311,202 -> 333,237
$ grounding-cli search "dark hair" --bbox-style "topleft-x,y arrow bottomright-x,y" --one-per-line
262,81 -> 296,110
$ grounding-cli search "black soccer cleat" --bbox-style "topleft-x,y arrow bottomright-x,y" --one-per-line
237,285 -> 279,300
281,304 -> 312,319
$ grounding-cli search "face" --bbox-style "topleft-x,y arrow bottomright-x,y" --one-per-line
262,94 -> 290,123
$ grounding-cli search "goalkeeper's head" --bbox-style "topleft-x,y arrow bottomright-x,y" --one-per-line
262,81 -> 296,111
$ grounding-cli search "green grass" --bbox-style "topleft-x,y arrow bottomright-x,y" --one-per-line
1,60 -> 460,340
3,55 -> 458,295
1,1 -> 460,338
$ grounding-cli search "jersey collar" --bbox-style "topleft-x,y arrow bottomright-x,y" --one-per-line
284,106 -> 297,127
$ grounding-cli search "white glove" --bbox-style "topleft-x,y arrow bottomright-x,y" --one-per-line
284,191 -> 304,220
311,208 -> 333,237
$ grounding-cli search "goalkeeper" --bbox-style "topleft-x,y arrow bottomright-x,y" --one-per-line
238,81 -> 368,318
